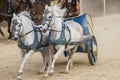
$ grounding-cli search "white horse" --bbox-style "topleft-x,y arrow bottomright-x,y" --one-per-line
11,11 -> 53,79
41,5 -> 92,76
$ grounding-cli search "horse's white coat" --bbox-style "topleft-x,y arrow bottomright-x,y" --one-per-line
11,11 -> 51,79
42,5 -> 85,75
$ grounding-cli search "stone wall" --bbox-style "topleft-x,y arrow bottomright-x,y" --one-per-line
81,0 -> 120,17
106,0 -> 120,15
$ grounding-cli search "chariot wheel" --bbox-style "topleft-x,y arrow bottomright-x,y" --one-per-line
87,36 -> 98,65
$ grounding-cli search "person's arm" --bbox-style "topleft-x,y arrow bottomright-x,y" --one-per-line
75,0 -> 80,15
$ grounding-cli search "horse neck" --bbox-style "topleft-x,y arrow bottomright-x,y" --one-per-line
50,10 -> 64,39
51,7 -> 65,30
21,16 -> 35,45
52,15 -> 62,30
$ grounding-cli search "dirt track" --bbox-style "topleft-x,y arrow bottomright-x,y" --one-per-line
0,14 -> 120,80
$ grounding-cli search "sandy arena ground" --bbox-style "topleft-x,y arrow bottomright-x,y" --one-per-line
0,14 -> 120,80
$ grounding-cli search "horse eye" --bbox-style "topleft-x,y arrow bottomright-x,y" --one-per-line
18,24 -> 22,27
48,16 -> 51,18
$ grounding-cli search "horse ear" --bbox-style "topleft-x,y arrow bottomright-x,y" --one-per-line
45,4 -> 49,9
13,13 -> 16,17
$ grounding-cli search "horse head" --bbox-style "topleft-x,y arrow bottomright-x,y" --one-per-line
11,11 -> 33,40
11,13 -> 23,40
41,5 -> 66,30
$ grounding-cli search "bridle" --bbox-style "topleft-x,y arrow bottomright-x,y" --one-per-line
42,10 -> 64,32
42,11 -> 53,29
12,19 -> 22,38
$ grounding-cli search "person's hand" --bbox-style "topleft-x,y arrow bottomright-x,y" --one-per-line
69,13 -> 72,16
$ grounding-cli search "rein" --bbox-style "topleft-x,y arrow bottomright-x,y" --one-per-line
47,21 -> 69,32
18,25 -> 43,50
42,12 -> 65,32
20,26 -> 40,37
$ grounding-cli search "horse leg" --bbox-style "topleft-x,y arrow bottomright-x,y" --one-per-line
48,46 -> 65,76
65,45 -> 78,73
39,51 -> 47,74
69,46 -> 78,68
20,49 -> 25,65
39,45 -> 55,77
39,47 -> 50,74
7,18 -> 12,39
44,49 -> 54,77
17,49 -> 25,80
17,50 -> 34,80
0,27 -> 5,37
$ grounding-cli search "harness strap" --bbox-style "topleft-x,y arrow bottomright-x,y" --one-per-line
42,13 -> 54,30
20,27 -> 36,37
18,26 -> 44,50
48,22 -> 71,45
65,25 -> 71,49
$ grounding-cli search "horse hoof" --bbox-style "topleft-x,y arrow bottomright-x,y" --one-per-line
1,33 -> 5,37
48,72 -> 53,76
8,36 -> 12,40
17,72 -> 22,80
64,70 -> 68,74
17,78 -> 22,80
17,77 -> 22,80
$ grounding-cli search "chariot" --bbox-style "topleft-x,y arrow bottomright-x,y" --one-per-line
63,13 -> 98,65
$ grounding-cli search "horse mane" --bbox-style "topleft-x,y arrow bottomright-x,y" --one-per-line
19,11 -> 31,19
18,11 -> 35,26
52,5 -> 66,16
